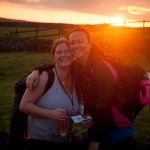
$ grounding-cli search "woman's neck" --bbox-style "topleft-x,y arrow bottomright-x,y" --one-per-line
55,65 -> 71,82
78,53 -> 89,67
55,65 -> 73,95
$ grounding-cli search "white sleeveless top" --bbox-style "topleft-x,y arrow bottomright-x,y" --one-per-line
27,69 -> 80,143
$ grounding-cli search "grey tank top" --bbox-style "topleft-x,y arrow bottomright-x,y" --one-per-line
27,69 -> 80,143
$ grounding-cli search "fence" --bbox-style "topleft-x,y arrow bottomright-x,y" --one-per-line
0,21 -> 150,53
0,23 -> 78,52
0,26 -> 61,52
10,27 -> 60,39
115,20 -> 150,28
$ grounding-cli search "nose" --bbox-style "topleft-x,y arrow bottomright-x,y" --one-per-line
62,50 -> 70,56
62,51 -> 66,56
70,43 -> 79,51
73,42 -> 79,47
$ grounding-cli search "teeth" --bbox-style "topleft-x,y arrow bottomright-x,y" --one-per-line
61,57 -> 70,62
73,50 -> 81,53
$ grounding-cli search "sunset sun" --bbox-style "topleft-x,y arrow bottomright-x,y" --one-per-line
109,16 -> 125,26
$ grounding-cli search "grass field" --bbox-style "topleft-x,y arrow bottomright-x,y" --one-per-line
0,26 -> 59,39
0,52 -> 52,131
0,52 -> 150,147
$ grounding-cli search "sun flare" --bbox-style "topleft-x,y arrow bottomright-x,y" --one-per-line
109,16 -> 125,26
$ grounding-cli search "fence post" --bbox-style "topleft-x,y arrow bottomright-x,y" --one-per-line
35,28 -> 38,38
143,20 -> 145,28
123,20 -> 126,28
15,29 -> 18,37
143,20 -> 145,33
58,23 -> 61,38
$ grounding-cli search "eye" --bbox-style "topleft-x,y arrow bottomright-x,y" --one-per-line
78,40 -> 84,44
69,40 -> 75,45
55,51 -> 62,55
64,49 -> 71,54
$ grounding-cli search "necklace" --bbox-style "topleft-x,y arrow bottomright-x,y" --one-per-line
56,70 -> 70,86
62,81 -> 65,85
55,68 -> 74,112
60,76 -> 70,88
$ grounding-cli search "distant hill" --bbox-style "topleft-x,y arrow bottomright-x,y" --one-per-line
0,17 -> 25,22
0,17 -> 110,29
0,17 -> 77,28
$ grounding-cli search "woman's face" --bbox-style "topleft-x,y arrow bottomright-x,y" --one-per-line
69,31 -> 91,61
54,42 -> 72,67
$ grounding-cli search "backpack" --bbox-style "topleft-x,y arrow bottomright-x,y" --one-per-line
100,58 -> 146,122
9,64 -> 54,149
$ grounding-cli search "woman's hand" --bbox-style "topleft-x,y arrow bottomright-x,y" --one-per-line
50,108 -> 67,120
81,115 -> 92,128
26,70 -> 40,90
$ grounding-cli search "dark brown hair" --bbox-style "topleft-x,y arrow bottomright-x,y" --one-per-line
67,27 -> 92,43
67,27 -> 107,58
51,37 -> 70,55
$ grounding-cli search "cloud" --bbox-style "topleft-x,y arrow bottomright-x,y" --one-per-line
120,6 -> 150,15
2,0 -> 150,20
119,5 -> 150,20
25,0 -> 41,3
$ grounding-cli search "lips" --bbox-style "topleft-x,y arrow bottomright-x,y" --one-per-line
72,48 -> 83,54
60,57 -> 70,62
58,56 -> 72,66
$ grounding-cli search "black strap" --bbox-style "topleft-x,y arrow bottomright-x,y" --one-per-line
44,68 -> 55,94
34,63 -> 55,94
55,68 -> 74,108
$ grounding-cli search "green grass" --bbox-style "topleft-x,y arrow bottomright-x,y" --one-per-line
0,52 -> 52,131
0,52 -> 150,147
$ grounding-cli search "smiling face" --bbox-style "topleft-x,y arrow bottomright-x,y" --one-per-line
69,31 -> 92,63
54,42 -> 72,68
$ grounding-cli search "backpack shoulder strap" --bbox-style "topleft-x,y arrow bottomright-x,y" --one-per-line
90,59 -> 118,81
101,60 -> 118,81
44,66 -> 55,94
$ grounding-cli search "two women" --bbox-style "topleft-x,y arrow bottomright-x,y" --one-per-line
25,27 -> 137,150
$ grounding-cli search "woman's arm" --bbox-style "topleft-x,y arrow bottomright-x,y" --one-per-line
26,64 -> 54,90
26,70 -> 40,90
20,71 -> 66,120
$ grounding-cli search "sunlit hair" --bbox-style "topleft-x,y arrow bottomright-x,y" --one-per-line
67,26 -> 92,43
51,37 -> 70,55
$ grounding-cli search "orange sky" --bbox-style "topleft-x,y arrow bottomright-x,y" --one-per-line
0,2 -> 107,24
0,1 -> 150,27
